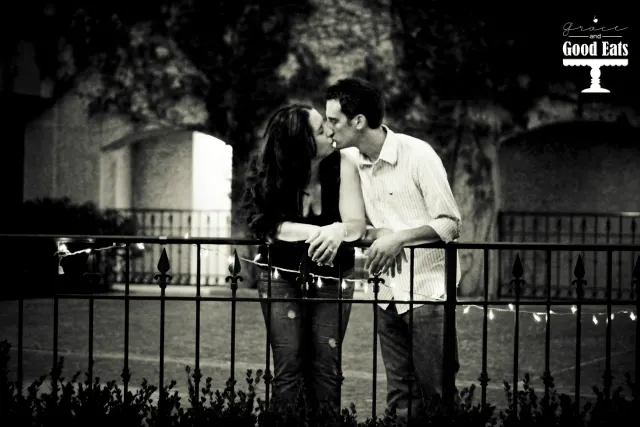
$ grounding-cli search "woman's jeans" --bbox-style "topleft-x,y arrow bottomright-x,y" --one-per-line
257,270 -> 354,411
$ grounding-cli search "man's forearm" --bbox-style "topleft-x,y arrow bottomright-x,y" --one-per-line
362,225 -> 443,245
395,225 -> 442,246
361,226 -> 385,243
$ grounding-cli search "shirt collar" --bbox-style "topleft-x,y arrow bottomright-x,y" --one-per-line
359,125 -> 398,167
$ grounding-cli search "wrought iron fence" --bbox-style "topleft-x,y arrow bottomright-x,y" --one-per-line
116,209 -> 232,285
498,211 -> 640,299
0,234 -> 638,422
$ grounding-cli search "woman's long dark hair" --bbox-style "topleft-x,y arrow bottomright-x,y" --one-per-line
243,104 -> 318,241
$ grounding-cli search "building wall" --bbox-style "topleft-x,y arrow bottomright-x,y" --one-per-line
23,82 -> 136,205
131,131 -> 193,211
99,144 -> 132,210
499,122 -> 640,214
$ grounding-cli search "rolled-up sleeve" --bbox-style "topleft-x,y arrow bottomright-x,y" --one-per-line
415,145 -> 462,243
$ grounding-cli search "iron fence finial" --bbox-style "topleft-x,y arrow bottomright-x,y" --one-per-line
154,247 -> 172,289
225,248 -> 243,291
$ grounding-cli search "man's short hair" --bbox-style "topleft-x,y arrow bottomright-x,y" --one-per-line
325,78 -> 385,129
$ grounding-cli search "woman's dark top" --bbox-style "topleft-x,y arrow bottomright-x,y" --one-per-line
256,151 -> 355,281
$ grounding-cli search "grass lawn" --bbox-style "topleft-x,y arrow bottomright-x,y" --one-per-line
0,287 -> 637,419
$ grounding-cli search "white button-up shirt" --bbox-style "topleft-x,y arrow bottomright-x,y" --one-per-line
352,126 -> 462,314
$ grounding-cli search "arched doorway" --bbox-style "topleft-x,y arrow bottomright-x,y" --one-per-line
100,129 -> 233,286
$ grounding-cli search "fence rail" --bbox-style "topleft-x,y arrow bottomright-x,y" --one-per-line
0,234 -> 638,423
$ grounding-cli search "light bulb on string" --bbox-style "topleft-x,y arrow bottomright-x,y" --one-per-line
571,305 -> 577,314
488,310 -> 495,320
592,315 -> 598,325
630,312 -> 636,321
532,313 -> 541,322
273,268 -> 280,279
317,277 -> 324,288
463,306 -> 470,314
341,280 -> 348,290
508,304 -> 514,311
253,253 -> 261,262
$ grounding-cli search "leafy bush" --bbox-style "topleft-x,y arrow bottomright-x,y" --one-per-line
3,197 -> 137,236
0,340 -> 637,426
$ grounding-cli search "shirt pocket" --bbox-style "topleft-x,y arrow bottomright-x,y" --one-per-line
383,181 -> 426,222
383,181 -> 416,203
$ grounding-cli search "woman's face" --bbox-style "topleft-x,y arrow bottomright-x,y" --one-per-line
307,108 -> 335,158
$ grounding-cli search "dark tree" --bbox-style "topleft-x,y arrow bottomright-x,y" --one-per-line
20,0 -> 315,240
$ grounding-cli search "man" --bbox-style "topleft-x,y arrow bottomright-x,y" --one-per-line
315,77 -> 462,423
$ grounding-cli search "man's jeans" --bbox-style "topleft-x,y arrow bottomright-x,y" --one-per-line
377,302 -> 460,425
257,271 -> 354,411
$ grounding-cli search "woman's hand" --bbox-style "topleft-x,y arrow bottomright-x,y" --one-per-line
306,222 -> 347,266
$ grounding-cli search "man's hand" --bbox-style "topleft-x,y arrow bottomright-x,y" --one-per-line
364,231 -> 407,277
306,223 -> 346,266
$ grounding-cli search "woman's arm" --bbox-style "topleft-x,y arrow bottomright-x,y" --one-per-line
337,150 -> 367,241
307,151 -> 366,263
275,221 -> 320,242
278,152 -> 366,244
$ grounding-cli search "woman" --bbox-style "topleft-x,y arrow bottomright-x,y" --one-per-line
243,104 -> 366,411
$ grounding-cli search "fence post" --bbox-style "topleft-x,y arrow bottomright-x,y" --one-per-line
154,247 -> 172,423
443,244 -> 458,404
633,256 -> 640,392
225,248 -> 243,386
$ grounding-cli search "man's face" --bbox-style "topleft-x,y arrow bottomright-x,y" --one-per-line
325,99 -> 358,149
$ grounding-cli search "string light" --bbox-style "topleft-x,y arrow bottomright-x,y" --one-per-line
52,240 -> 638,323
55,242 -> 124,258
459,304 -> 636,325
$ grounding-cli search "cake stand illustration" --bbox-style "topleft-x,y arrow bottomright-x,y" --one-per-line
563,58 -> 628,93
